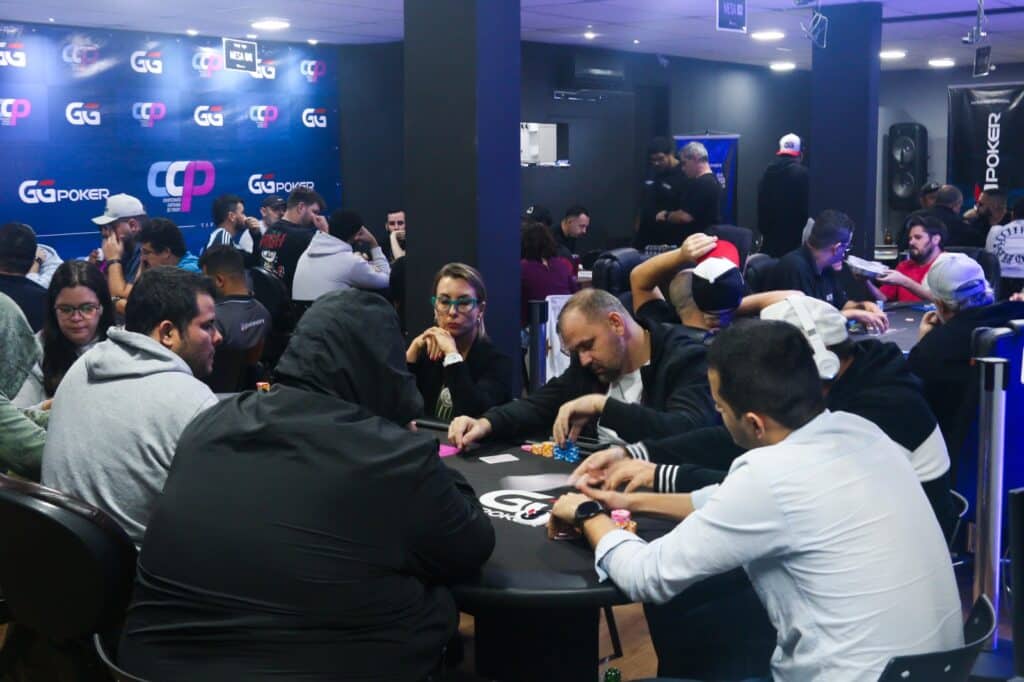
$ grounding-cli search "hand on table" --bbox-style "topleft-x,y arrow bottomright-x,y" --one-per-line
569,446 -> 626,487
552,393 -> 607,446
448,416 -> 492,449
551,492 -> 589,524
575,481 -> 634,512
861,301 -> 885,316
845,309 -> 889,334
602,458 -> 656,493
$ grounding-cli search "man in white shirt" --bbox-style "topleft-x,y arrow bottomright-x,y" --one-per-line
292,209 -> 390,302
552,319 -> 963,682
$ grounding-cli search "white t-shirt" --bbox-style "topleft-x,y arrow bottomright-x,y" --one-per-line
986,220 -> 1024,279
596,365 -> 645,444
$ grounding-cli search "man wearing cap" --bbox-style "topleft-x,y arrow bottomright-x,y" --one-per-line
92,193 -> 148,284
239,195 -> 286,254
634,137 -> 688,251
909,252 -> 1024,439
757,133 -> 809,257
0,222 -> 47,331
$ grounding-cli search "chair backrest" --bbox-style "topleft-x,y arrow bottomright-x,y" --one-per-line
743,253 -> 778,294
945,246 -> 1002,301
948,489 -> 969,551
94,632 -> 150,682
248,267 -> 291,327
203,346 -> 250,393
0,475 -> 137,642
876,595 -> 995,682
707,224 -> 753,270
591,248 -> 647,296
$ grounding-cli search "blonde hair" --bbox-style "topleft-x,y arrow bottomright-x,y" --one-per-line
433,262 -> 488,337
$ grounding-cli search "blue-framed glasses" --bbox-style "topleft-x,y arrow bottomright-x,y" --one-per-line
432,295 -> 478,313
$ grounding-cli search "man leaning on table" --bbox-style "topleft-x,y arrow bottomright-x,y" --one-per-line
551,320 -> 962,682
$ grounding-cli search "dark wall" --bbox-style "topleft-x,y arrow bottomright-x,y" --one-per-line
336,40 -> 812,251
337,43 -> 404,242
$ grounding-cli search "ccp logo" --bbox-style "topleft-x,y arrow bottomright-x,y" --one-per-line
248,59 -> 276,80
193,105 -> 224,127
147,160 -> 216,213
478,490 -> 553,527
130,50 -> 163,74
131,101 -> 166,128
247,173 -> 315,194
299,59 -> 326,83
18,179 -> 110,204
0,98 -> 31,126
248,105 -> 279,128
61,43 -> 100,65
65,101 -> 101,126
0,42 -> 27,68
192,50 -> 223,78
301,107 -> 327,128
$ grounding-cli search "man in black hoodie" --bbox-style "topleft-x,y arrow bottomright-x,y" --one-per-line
119,289 -> 495,681
757,133 -> 809,257
634,136 -> 690,250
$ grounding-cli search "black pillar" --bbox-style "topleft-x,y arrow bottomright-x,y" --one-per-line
809,2 -> 882,257
404,0 -> 522,393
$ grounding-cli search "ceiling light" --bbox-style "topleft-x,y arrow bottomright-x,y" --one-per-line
583,31 -> 597,40
246,33 -> 258,39
633,39 -> 640,44
307,38 -> 318,45
770,61 -> 796,72
880,49 -> 906,60
928,57 -> 955,68
251,18 -> 290,31
47,17 -> 55,22
751,30 -> 785,41
186,28 -> 199,36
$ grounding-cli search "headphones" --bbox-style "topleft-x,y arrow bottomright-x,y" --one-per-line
785,295 -> 840,380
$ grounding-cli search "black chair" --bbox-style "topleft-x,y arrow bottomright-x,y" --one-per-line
0,474 -> 137,678
876,594 -> 996,681
946,246 -> 1002,301
94,632 -> 149,682
707,224 -> 753,270
743,253 -> 778,294
248,267 -> 293,368
948,489 -> 969,552
592,248 -> 648,296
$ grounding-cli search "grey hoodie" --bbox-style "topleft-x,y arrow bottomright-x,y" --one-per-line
291,232 -> 390,302
41,328 -> 217,545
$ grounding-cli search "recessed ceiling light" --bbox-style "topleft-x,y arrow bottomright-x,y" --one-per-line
246,33 -> 258,39
307,38 -> 318,45
47,17 -> 55,23
880,49 -> 906,60
251,18 -> 290,31
584,31 -> 597,40
633,39 -> 640,44
185,28 -> 199,36
770,61 -> 796,72
928,57 -> 955,68
751,30 -> 785,41
587,25 -> 593,29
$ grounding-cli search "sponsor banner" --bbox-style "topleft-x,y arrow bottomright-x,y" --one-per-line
478,489 -> 555,527
0,22 -> 340,258
948,84 -> 1024,209
674,133 -> 740,225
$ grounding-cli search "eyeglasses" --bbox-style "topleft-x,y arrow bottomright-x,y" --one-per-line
55,303 -> 102,318
432,296 -> 478,314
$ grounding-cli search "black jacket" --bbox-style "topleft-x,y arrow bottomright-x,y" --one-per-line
483,320 -> 716,443
410,334 -> 515,419
640,339 -> 954,536
926,205 -> 977,248
119,290 -> 495,681
258,218 -> 316,293
634,164 -> 689,249
757,157 -> 809,257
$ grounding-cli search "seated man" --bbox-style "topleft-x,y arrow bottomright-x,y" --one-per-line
0,222 -> 47,331
767,209 -> 889,332
105,218 -> 202,315
909,252 -> 1024,440
869,215 -> 946,303
292,209 -> 390,302
199,245 -> 270,352
554,320 -> 963,682
93,192 -> 147,283
118,289 -> 494,681
41,267 -> 220,544
449,288 -> 716,448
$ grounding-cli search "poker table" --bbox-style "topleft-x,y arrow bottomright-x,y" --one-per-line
420,422 -> 670,682
849,302 -> 925,354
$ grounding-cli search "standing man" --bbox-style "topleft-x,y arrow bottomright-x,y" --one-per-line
383,209 -> 407,261
634,137 -> 688,250
91,193 -> 148,282
206,194 -> 261,254
668,141 -> 722,240
925,185 -> 974,247
259,187 -> 328,294
757,133 -> 809,257
239,195 -> 285,254
965,188 -> 1010,235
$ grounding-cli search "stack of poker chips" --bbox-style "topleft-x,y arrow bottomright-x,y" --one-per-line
553,442 -> 581,464
523,441 -> 555,458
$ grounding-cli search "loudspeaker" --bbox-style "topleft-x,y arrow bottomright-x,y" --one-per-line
888,123 -> 928,210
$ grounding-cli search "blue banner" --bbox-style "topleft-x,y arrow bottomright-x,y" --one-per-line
0,22 -> 341,259
674,134 -> 740,226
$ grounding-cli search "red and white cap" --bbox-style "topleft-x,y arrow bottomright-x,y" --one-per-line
777,133 -> 801,157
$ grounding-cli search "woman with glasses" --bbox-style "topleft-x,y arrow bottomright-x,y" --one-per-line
0,293 -> 50,479
406,263 -> 514,420
16,261 -> 114,406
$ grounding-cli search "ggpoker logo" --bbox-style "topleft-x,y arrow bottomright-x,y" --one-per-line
248,105 -> 279,129
479,490 -> 554,527
249,59 -> 276,80
299,59 -> 326,83
247,173 -> 315,194
18,179 -> 110,204
193,105 -> 224,127
192,50 -> 223,78
0,41 -> 26,68
0,98 -> 30,126
65,101 -> 101,126
131,101 -> 166,128
130,50 -> 163,74
61,43 -> 100,66
301,107 -> 327,128
147,160 -> 216,213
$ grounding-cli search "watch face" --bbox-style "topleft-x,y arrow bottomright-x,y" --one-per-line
575,500 -> 603,522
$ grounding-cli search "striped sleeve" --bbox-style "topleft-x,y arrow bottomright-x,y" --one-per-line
625,442 -> 649,461
654,464 -> 680,492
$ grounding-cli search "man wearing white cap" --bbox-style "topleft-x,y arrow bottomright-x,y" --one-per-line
909,252 -> 1024,438
757,132 -> 809,257
92,193 -> 149,285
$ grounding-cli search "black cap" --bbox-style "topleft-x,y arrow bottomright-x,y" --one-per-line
261,195 -> 286,209
523,204 -> 553,227
919,182 -> 941,196
692,259 -> 745,313
328,210 -> 364,242
0,222 -> 37,274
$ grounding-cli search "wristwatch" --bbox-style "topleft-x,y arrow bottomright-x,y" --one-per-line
573,500 -> 608,528
442,352 -> 463,367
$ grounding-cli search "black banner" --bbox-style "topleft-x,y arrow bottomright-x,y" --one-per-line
948,84 -> 1024,202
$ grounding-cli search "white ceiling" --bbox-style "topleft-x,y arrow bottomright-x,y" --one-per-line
1,0 -> 1022,71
